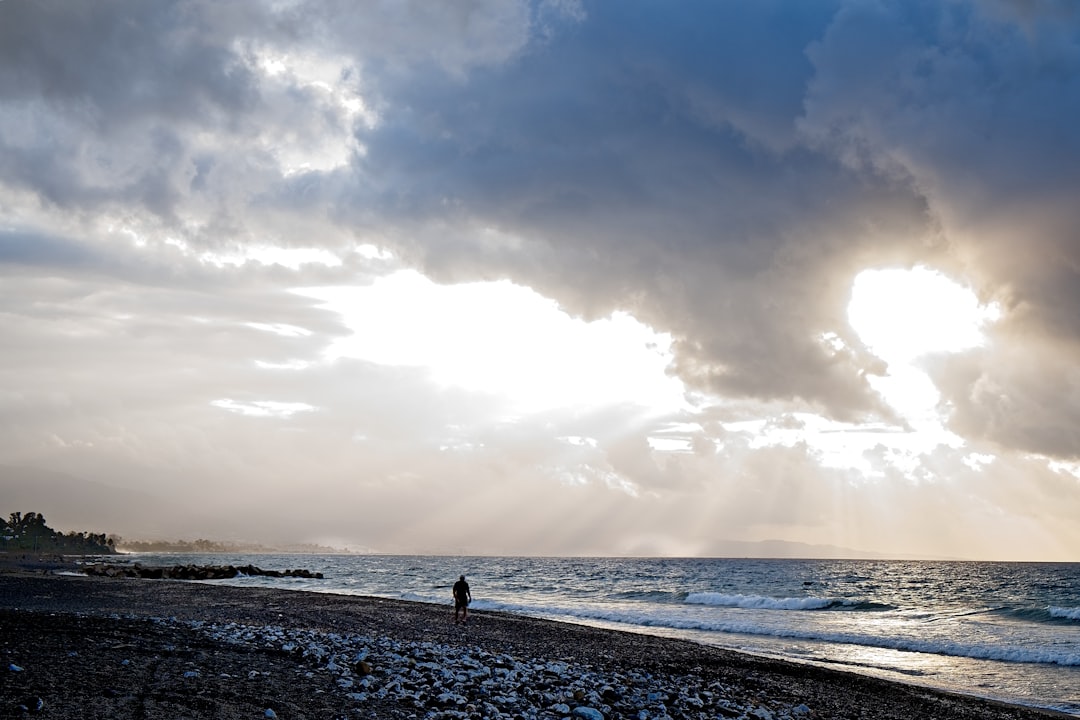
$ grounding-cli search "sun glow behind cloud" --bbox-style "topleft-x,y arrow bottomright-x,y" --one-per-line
849,267 -> 1001,363
296,271 -> 688,416
731,267 -> 1004,478
816,267 -> 1001,469
849,267 -> 1000,425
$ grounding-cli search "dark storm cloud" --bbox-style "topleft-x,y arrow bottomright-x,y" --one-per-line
0,1 -> 257,119
336,1 -> 938,420
322,0 -> 1079,448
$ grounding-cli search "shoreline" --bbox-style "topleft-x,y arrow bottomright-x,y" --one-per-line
1,564 -> 1074,719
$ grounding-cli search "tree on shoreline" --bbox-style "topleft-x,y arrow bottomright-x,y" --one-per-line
1,511 -> 115,554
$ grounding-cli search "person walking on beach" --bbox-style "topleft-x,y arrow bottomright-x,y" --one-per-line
453,574 -> 471,624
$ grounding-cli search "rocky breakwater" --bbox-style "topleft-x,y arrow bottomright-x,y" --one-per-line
81,563 -> 324,581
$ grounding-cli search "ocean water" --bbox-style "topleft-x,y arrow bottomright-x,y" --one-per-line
116,554 -> 1080,715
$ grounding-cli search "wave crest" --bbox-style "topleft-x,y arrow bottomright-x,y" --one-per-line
684,593 -> 846,611
1049,606 -> 1080,621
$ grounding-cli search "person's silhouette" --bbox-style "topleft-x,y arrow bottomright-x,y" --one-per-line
452,574 -> 471,623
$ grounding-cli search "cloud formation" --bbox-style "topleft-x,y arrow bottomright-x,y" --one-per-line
1,0 -> 1079,559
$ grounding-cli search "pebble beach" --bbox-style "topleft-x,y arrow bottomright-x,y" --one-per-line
0,558 -> 1073,720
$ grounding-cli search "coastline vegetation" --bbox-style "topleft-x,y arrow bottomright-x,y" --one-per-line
1,511 -> 115,554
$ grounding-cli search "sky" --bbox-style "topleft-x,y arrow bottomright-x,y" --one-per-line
2,0 -> 1079,560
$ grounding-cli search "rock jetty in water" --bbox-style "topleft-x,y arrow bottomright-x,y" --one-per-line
81,563 -> 323,581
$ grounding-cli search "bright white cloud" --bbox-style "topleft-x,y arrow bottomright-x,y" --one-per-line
243,44 -> 373,174
296,271 -> 688,417
211,399 -> 317,418
203,246 -> 344,269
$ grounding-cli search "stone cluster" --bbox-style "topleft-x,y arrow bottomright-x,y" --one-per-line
82,563 -> 324,580
178,618 -> 813,720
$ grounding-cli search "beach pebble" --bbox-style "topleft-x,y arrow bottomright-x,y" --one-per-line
168,617 -> 803,720
8,663 -> 24,672
264,709 -> 278,718
437,691 -> 467,706
680,694 -> 704,709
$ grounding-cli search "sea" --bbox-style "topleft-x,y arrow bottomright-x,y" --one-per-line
110,554 -> 1080,715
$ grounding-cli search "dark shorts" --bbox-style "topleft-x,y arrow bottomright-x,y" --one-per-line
455,600 -> 468,609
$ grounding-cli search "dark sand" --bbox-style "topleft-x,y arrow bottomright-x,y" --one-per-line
0,555 -> 1072,720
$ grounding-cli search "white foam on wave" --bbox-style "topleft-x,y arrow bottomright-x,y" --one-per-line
684,593 -> 840,611
471,598 -> 1080,668
1049,607 -> 1080,621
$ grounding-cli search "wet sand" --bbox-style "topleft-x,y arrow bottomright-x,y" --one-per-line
0,558 -> 1072,719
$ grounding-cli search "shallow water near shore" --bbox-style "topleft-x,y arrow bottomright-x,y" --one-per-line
108,554 -> 1080,715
